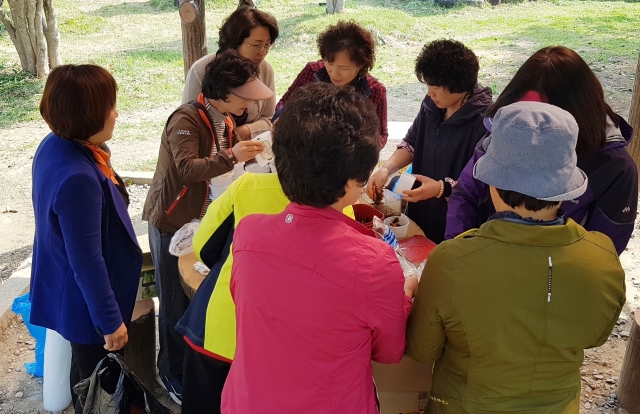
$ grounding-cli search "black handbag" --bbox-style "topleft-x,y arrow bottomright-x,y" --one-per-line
74,353 -> 171,414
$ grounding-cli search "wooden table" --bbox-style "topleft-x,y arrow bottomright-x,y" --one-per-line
178,217 -> 425,299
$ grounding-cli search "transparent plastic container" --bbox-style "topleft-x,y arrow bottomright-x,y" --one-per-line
359,189 -> 402,217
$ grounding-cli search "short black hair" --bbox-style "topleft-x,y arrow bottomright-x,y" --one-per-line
217,7 -> 279,53
318,21 -> 375,74
201,49 -> 259,101
273,83 -> 380,208
415,39 -> 479,93
496,189 -> 560,212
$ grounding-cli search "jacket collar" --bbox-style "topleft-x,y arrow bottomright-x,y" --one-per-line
474,217 -> 585,247
313,65 -> 372,99
424,84 -> 493,126
284,203 -> 376,237
488,209 -> 565,226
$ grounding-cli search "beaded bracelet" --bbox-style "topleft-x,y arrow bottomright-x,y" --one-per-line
435,180 -> 445,198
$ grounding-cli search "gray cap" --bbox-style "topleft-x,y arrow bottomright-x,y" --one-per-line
473,101 -> 588,201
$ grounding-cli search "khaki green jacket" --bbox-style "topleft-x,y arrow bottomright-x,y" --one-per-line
406,218 -> 625,413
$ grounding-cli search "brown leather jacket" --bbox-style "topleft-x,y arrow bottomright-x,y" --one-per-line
143,100 -> 237,233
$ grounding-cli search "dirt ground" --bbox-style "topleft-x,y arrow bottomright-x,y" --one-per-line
0,55 -> 638,413
0,312 -> 179,414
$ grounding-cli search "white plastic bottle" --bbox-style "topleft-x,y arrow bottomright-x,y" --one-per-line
43,329 -> 72,413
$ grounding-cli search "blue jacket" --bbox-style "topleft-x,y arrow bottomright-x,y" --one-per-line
30,133 -> 143,345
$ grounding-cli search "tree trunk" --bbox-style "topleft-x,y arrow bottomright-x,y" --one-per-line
180,0 -> 207,77
42,0 -> 62,69
0,2 -> 28,70
1,0 -> 61,77
627,51 -> 640,184
326,0 -> 345,13
32,0 -> 49,77
8,0 -> 36,72
618,311 -> 640,413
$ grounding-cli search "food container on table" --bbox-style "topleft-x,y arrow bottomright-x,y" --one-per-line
360,189 -> 402,217
384,215 -> 410,239
353,204 -> 385,229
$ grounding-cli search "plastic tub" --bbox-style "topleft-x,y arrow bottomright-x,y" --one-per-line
360,189 -> 402,217
384,215 -> 410,239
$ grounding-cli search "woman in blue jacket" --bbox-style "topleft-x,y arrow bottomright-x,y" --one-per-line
30,64 -> 143,412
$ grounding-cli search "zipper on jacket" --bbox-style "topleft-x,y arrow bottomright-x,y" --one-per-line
166,185 -> 188,215
198,185 -> 211,219
547,256 -> 553,302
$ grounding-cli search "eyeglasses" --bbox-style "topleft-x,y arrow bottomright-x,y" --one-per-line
243,42 -> 273,53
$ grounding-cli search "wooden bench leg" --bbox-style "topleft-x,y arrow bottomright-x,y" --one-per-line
125,299 -> 156,391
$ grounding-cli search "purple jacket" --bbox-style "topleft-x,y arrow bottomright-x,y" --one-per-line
445,115 -> 638,255
402,84 -> 493,243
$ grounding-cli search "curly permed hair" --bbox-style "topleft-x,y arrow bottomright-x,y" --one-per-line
317,21 -> 375,74
415,39 -> 479,93
273,82 -> 380,207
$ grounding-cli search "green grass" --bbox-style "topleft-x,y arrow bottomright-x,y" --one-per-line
0,63 -> 45,128
93,49 -> 185,113
1,0 -> 639,130
59,15 -> 107,35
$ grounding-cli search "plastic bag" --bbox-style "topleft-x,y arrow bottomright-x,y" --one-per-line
371,216 -> 418,278
169,219 -> 200,257
372,216 -> 399,249
11,293 -> 45,377
74,353 -> 171,414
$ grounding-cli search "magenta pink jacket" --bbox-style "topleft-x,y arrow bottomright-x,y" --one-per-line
222,203 -> 411,413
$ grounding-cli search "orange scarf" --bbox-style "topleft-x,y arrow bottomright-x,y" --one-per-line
84,143 -> 119,185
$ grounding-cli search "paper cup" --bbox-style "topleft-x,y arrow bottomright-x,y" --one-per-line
394,172 -> 416,195
384,215 -> 409,239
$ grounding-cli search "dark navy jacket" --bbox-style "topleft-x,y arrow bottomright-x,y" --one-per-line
30,134 -> 142,344
446,115 -> 638,255
401,84 -> 493,243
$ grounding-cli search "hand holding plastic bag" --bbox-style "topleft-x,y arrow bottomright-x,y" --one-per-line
169,219 -> 200,257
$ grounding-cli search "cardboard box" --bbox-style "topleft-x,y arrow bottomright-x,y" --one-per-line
373,357 -> 433,414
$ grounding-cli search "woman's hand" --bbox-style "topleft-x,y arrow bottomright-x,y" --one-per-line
232,140 -> 264,163
402,175 -> 441,203
366,167 -> 390,199
104,323 -> 128,351
404,274 -> 419,298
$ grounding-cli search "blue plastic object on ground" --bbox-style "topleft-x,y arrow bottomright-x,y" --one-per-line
11,293 -> 45,377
